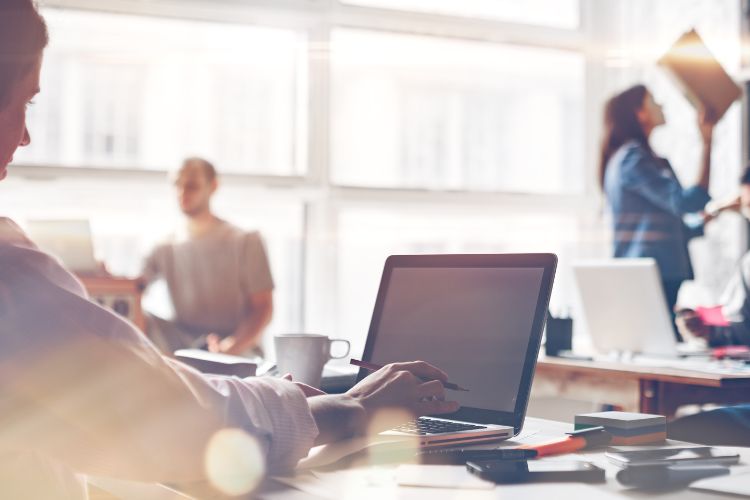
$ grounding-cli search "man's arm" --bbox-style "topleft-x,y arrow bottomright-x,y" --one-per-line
136,245 -> 163,290
213,290 -> 273,355
696,109 -> 715,190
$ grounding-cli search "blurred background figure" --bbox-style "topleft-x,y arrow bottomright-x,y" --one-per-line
140,157 -> 274,356
599,84 -> 725,340
677,166 -> 750,348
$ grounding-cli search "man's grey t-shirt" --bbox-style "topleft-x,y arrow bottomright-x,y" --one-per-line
143,220 -> 274,335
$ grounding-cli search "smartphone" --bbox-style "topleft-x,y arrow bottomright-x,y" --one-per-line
605,447 -> 740,468
466,460 -> 606,484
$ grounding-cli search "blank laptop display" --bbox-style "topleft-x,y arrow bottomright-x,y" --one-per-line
360,254 -> 557,439
573,258 -> 679,357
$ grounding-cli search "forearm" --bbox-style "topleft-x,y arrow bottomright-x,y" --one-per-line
307,394 -> 367,445
696,137 -> 712,190
226,305 -> 272,355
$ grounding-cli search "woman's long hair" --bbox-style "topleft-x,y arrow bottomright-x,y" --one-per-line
599,84 -> 653,188
0,0 -> 48,109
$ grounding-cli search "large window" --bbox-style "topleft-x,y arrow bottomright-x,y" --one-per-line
594,0 -> 743,305
17,9 -> 307,174
330,29 -> 586,193
332,206 -> 587,358
3,0 -> 744,355
340,0 -> 581,29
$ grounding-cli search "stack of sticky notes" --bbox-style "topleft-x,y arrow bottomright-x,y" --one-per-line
574,411 -> 666,445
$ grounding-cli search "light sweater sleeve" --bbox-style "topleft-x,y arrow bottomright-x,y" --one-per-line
0,244 -> 317,484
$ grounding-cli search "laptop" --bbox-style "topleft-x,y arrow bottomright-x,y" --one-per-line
572,258 -> 685,357
26,219 -> 99,274
357,253 -> 557,447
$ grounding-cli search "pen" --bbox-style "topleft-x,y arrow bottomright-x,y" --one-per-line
516,426 -> 611,457
350,359 -> 470,391
616,464 -> 729,488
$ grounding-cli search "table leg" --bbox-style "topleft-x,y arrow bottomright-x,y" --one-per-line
639,379 -> 662,415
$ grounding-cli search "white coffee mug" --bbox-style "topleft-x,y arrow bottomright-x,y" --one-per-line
274,334 -> 351,388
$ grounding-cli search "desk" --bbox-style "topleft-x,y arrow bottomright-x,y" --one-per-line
77,275 -> 145,331
260,417 -> 750,500
533,356 -> 750,418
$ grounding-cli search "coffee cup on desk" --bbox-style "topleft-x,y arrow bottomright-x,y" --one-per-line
274,334 -> 351,388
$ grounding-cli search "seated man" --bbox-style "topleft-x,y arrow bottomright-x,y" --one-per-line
141,157 -> 274,356
676,166 -> 750,347
0,2 -> 458,497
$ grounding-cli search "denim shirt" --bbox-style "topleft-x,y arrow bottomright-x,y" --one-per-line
604,141 -> 711,281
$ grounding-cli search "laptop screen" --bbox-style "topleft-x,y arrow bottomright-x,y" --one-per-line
366,265 -> 545,413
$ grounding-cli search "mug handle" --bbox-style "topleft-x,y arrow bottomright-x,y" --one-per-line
328,339 -> 351,359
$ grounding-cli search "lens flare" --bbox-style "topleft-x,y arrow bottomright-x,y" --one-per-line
365,408 -> 419,466
204,428 -> 265,496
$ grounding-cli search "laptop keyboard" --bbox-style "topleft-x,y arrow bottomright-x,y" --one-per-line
392,417 -> 487,436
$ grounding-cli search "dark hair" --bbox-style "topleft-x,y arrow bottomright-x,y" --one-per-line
741,165 -> 750,186
599,84 -> 653,188
0,0 -> 48,109
182,157 -> 218,182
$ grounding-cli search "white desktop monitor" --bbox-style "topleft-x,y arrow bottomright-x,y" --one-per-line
26,219 -> 98,274
572,258 -> 678,357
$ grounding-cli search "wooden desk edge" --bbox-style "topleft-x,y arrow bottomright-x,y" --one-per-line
536,357 -> 750,388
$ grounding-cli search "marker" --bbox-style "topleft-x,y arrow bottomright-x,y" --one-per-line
350,359 -> 470,392
517,426 -> 611,457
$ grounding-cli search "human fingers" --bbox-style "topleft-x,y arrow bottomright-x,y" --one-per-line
416,380 -> 446,400
219,336 -> 236,353
416,399 -> 460,416
388,361 -> 448,382
206,333 -> 221,353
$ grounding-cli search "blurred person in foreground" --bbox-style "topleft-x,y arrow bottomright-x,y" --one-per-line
141,157 -> 273,357
676,166 -> 750,348
0,1 -> 459,497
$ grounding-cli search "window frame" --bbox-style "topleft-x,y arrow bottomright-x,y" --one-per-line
12,0 -> 608,340
20,0 -> 600,197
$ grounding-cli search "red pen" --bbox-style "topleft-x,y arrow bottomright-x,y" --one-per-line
517,426 -> 611,457
350,358 -> 470,392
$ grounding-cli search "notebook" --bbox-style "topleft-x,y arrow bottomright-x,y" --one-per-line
658,28 -> 742,122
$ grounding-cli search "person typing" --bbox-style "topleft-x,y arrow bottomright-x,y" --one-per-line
0,2 -> 459,497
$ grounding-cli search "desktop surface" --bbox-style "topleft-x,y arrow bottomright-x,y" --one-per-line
261,417 -> 750,500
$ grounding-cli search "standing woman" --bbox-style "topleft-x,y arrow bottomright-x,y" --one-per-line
600,84 -> 716,340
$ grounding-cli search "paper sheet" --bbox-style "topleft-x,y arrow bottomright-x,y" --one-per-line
297,428 -> 541,470
690,467 -> 750,496
87,476 -> 194,499
395,464 -> 495,489
277,468 -> 623,500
